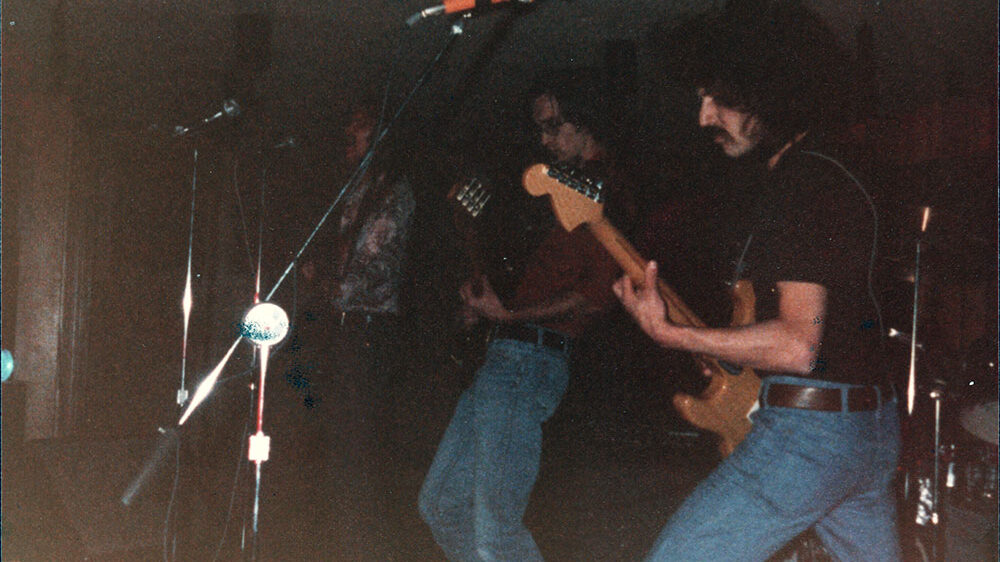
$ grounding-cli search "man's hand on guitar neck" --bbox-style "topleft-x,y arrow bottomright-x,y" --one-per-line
613,260 -> 675,344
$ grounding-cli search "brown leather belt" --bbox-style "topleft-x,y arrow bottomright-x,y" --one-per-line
764,383 -> 887,412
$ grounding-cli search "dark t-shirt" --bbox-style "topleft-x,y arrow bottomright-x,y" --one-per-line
507,155 -> 632,338
742,142 -> 886,385
509,225 -> 621,338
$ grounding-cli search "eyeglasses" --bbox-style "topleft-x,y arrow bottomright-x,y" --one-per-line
536,116 -> 566,137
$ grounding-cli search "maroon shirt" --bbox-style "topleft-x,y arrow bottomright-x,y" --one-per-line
507,225 -> 621,338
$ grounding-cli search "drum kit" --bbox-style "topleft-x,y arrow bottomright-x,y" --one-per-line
900,340 -> 998,562
888,206 -> 998,562
770,201 -> 998,561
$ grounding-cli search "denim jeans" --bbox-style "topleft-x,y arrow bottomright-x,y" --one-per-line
419,338 -> 570,561
645,375 -> 901,562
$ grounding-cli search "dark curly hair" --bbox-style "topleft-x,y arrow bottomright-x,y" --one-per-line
525,68 -> 617,150
673,1 -> 853,144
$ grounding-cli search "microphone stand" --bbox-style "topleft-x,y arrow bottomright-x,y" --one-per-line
265,15 -> 468,303
156,17 -> 470,558
178,12 -> 468,426
246,342 -> 273,561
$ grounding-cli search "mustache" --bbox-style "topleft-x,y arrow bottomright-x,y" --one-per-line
703,126 -> 733,143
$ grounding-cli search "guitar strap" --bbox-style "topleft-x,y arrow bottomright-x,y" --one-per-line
800,150 -> 885,342
730,234 -> 754,289
734,148 -> 885,345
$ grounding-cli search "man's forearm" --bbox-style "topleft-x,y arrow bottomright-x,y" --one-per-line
504,292 -> 594,325
649,318 -> 820,375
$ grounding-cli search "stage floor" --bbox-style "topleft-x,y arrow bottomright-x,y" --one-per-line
2,353 -> 987,561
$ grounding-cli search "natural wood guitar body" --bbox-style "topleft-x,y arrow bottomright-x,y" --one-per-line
523,163 -> 760,457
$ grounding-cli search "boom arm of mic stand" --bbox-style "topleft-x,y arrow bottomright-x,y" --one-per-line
178,338 -> 243,426
265,18 -> 467,302
172,18 -> 468,432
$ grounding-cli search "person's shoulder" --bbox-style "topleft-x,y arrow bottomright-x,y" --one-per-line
778,142 -> 861,203
782,135 -> 861,181
780,148 -> 837,179
381,175 -> 416,217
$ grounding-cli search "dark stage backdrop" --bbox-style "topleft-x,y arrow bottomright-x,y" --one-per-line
2,0 -> 996,449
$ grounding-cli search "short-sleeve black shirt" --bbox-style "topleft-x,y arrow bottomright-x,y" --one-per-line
742,140 -> 886,385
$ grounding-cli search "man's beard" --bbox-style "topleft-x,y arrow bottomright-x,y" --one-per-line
703,125 -> 782,164
742,134 -> 783,165
703,125 -> 734,147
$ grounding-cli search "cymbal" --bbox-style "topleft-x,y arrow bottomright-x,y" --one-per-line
960,400 -> 999,445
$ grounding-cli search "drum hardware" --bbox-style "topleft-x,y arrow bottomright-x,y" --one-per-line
897,206 -> 952,560
959,400 -> 999,447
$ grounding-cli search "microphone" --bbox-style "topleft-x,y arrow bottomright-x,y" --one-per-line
172,98 -> 242,137
407,0 -> 532,26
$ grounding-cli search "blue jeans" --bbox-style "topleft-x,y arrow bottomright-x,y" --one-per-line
645,375 -> 901,562
419,338 -> 570,561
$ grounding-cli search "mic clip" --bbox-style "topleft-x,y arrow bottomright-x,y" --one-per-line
172,99 -> 242,137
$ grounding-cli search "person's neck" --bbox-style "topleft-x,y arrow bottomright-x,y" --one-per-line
581,138 -> 606,164
766,131 -> 809,170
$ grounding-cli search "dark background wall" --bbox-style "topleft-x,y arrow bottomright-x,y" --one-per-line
2,0 -> 996,443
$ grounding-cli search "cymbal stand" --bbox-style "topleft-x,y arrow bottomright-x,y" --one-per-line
910,382 -> 946,561
903,209 -> 930,504
905,206 -> 944,560
906,206 -> 931,415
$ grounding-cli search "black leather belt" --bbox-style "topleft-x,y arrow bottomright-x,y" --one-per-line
490,324 -> 573,354
764,383 -> 890,412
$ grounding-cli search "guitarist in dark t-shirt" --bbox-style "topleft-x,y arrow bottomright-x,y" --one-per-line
615,4 -> 901,561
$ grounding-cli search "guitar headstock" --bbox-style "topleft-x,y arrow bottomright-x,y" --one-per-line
447,177 -> 492,219
522,163 -> 605,232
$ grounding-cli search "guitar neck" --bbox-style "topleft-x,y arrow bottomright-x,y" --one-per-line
586,218 -> 706,329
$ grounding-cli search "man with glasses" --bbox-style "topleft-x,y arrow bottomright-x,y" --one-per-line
418,73 -> 631,561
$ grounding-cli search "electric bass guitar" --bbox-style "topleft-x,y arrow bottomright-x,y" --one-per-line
445,176 -> 494,369
522,163 -> 760,457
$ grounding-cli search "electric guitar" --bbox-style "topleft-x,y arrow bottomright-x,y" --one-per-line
447,176 -> 493,285
445,176 -> 500,370
522,162 -> 760,457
